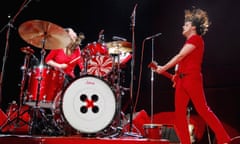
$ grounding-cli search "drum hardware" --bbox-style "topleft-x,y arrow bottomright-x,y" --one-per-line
100,40 -> 133,138
18,20 -> 71,135
103,53 -> 122,138
95,33 -> 133,138
28,54 -> 65,135
81,47 -> 91,75
98,29 -> 105,43
83,42 -> 112,77
112,36 -> 127,42
105,39 -> 132,87
106,41 -> 132,55
0,47 -> 34,133
25,48 -> 51,135
0,101 -> 31,134
28,65 -> 65,136
28,106 -> 66,136
122,3 -> 143,138
0,0 -> 34,105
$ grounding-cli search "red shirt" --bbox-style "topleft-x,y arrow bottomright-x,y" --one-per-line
45,47 -> 84,78
177,35 -> 204,74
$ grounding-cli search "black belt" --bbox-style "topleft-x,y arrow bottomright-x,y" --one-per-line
179,73 -> 186,78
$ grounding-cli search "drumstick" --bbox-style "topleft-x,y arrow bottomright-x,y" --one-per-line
69,56 -> 81,64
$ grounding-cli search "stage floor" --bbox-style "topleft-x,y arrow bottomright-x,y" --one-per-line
0,134 -> 171,144
0,107 -> 176,144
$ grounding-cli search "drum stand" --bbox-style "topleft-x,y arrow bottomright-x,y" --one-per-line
29,49 -> 63,136
105,51 -> 140,138
0,52 -> 32,133
122,3 -> 142,138
105,53 -> 124,138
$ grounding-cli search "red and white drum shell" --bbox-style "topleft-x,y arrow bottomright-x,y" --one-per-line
25,65 -> 65,108
84,42 -> 108,56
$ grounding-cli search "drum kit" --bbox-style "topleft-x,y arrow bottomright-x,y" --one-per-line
0,20 -> 133,137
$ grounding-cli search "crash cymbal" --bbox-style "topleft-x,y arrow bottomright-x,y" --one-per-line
18,19 -> 71,49
106,41 -> 132,54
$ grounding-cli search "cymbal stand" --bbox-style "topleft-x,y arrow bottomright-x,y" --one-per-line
29,43 -> 49,135
29,42 -> 64,136
0,53 -> 32,133
106,51 -> 123,138
82,48 -> 91,76
0,0 -> 32,106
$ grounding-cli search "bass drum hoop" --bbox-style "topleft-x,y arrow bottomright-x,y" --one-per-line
61,75 -> 116,134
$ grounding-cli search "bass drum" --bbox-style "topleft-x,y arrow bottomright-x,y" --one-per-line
61,75 -> 116,134
52,92 -> 77,136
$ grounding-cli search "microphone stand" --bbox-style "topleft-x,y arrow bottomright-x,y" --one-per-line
145,33 -> 161,122
0,0 -> 33,106
129,4 -> 136,133
123,4 -> 142,138
150,38 -> 155,124
0,0 -> 33,133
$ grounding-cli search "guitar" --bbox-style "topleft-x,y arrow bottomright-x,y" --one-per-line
148,61 -> 176,87
149,61 -> 195,141
148,61 -> 173,79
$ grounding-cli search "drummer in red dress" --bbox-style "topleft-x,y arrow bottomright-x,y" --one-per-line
45,28 -> 85,84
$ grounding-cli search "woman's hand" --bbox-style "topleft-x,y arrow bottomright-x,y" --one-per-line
58,63 -> 68,69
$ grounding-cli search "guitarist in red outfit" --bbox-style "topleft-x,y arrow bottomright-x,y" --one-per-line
149,8 -> 231,144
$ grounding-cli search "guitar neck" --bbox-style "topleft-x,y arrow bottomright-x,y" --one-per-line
149,61 -> 173,79
161,71 -> 173,79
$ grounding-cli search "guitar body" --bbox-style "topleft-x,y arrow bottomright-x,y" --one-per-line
148,61 -> 176,87
148,61 -> 173,79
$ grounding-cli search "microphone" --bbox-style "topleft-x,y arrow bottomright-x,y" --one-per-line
145,33 -> 162,40
112,36 -> 127,41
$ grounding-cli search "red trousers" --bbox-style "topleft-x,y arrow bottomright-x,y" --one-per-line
174,73 -> 230,144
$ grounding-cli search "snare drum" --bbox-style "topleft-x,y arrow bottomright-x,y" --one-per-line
62,75 -> 116,134
25,65 -> 65,108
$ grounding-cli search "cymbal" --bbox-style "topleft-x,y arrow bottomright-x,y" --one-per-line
20,46 -> 34,54
106,41 -> 132,54
18,19 -> 71,49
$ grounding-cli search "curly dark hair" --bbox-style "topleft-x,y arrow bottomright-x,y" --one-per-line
184,8 -> 211,36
